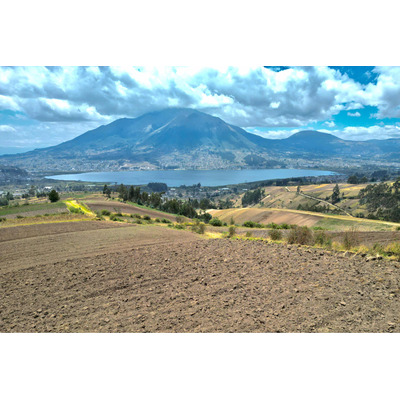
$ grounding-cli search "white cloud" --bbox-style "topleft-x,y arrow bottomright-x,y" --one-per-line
347,111 -> 361,117
0,125 -> 16,133
2,66 -> 400,146
331,125 -> 400,141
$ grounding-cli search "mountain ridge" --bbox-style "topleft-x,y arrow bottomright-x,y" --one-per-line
1,108 -> 400,171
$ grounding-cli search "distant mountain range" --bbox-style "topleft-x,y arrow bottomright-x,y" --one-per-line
1,108 -> 400,172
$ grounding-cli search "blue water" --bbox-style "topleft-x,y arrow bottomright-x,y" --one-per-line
47,169 -> 336,187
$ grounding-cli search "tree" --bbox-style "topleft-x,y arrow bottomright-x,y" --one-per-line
331,184 -> 340,204
48,189 -> 60,203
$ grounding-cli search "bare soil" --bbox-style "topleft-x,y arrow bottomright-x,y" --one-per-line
2,224 -> 400,332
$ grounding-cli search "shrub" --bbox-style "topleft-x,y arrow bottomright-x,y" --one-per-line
16,215 -> 25,219
287,226 -> 314,245
266,222 -> 279,229
385,242 -> 400,259
314,231 -> 332,248
161,218 -> 171,224
110,214 -> 123,221
269,229 -> 283,241
155,218 -> 160,222
0,217 -> 6,222
176,216 -> 185,223
279,223 -> 290,230
243,221 -> 256,228
209,218 -> 223,226
191,220 -> 206,234
101,209 -> 111,216
143,215 -> 151,220
68,207 -> 84,214
115,212 -> 123,217
174,223 -> 185,229
371,243 -> 385,255
343,228 -> 359,250
396,226 -> 400,231
131,213 -> 141,219
312,226 -> 324,231
245,231 -> 253,237
230,217 -> 235,225
228,225 -> 236,238
135,219 -> 143,224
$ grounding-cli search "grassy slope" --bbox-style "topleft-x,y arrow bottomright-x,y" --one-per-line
0,202 -> 67,216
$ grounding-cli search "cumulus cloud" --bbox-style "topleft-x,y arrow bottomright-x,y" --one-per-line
331,125 -> 400,141
347,111 -> 361,117
0,66 -> 368,128
1,66 -> 400,146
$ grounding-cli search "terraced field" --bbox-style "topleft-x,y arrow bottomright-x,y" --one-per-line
209,207 -> 400,231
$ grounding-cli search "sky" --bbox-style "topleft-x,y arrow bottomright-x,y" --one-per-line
1,66 -> 400,152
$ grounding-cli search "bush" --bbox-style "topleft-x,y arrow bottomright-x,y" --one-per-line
16,215 -> 25,219
230,217 -> 235,225
245,231 -> 253,237
176,216 -> 185,223
155,218 -> 160,222
115,212 -> 123,217
131,213 -> 141,219
314,231 -> 332,248
385,242 -> 400,259
110,214 -> 123,221
287,226 -> 314,245
396,226 -> 400,231
191,220 -> 206,234
143,215 -> 151,221
174,223 -> 185,229
135,219 -> 143,224
269,229 -> 283,240
228,225 -> 236,237
0,217 -> 6,222
209,218 -> 223,226
101,209 -> 111,216
343,228 -> 359,250
243,221 -> 256,228
161,218 -> 171,224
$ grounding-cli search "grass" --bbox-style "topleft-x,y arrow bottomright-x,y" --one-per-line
0,202 -> 66,216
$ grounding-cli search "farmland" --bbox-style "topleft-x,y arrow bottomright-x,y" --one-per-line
2,191 -> 400,332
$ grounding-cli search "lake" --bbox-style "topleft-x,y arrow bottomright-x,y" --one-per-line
47,169 -> 337,187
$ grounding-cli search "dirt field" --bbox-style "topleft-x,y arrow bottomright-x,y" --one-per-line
85,200 -> 179,221
0,221 -> 197,274
2,223 -> 400,333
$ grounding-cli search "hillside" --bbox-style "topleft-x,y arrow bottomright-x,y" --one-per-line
2,108 -> 400,172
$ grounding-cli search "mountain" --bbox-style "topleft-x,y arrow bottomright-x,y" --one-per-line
36,108 -> 266,157
1,108 -> 400,172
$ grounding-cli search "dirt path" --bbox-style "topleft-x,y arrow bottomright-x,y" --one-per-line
2,234 -> 400,332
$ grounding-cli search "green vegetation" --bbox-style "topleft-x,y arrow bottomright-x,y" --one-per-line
287,226 -> 314,245
101,209 -> 111,216
228,225 -> 236,237
0,202 -> 65,217
48,189 -> 60,203
269,229 -> 282,240
359,178 -> 400,222
242,188 -> 264,207
209,217 -> 223,226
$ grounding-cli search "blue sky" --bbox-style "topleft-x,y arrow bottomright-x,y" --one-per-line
1,66 -> 400,151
